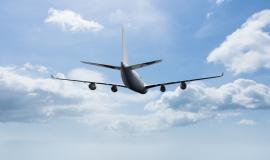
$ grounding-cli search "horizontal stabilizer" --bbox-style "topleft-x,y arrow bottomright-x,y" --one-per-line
81,61 -> 121,70
128,59 -> 162,70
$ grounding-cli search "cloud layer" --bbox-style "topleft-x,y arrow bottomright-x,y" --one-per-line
1,64 -> 270,131
147,79 -> 270,112
207,9 -> 270,74
45,8 -> 104,32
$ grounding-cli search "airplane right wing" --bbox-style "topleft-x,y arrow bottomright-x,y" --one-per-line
145,73 -> 223,89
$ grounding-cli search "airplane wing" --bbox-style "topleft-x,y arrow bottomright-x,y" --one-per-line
145,73 -> 223,89
51,75 -> 127,88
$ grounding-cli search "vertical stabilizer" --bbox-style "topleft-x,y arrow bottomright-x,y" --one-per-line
122,27 -> 128,65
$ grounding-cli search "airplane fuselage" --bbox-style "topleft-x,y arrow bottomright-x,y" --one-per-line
120,62 -> 147,94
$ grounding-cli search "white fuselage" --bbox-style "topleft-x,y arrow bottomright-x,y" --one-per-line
120,62 -> 147,94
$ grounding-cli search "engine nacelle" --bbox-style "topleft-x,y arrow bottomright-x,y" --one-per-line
89,83 -> 96,90
180,82 -> 187,90
111,85 -> 118,92
160,85 -> 166,92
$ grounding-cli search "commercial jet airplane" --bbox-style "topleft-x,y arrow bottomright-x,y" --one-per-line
51,28 -> 223,94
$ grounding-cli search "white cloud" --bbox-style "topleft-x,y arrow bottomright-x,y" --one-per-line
0,65 -> 158,127
0,64 -> 214,131
45,8 -> 104,32
146,79 -> 270,112
207,10 -> 270,74
1,64 -> 269,132
43,0 -> 167,35
238,119 -> 256,125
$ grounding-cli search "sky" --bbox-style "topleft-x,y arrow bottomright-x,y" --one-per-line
1,0 -> 270,159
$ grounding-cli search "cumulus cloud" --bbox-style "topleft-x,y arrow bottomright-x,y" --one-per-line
146,79 -> 270,112
45,8 -> 104,32
0,64 -> 205,131
238,119 -> 256,125
0,65 -> 157,126
207,10 -> 270,74
1,64 -> 269,131
0,64 -> 215,131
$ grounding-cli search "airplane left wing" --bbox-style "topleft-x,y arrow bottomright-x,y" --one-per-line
51,75 -> 127,88
145,73 -> 223,89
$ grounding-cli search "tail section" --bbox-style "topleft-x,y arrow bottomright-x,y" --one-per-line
80,27 -> 162,71
122,27 -> 128,65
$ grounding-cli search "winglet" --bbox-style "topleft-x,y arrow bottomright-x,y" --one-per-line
220,72 -> 224,77
50,75 -> 56,79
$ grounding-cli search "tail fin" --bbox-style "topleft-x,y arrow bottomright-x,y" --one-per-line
122,27 -> 128,65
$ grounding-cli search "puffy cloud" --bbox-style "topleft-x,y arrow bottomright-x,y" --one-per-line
238,119 -> 256,125
0,65 -> 157,125
1,64 -> 269,131
146,79 -> 270,112
207,10 -> 270,74
0,64 -> 213,131
45,8 -> 104,32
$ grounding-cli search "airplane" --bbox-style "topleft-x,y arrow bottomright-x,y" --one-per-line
51,28 -> 223,94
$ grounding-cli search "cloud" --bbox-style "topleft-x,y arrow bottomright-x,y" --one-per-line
146,79 -> 270,112
238,119 -> 256,125
0,64 -> 213,131
1,64 -> 269,131
0,65 -> 157,125
207,10 -> 270,74
44,8 -> 104,32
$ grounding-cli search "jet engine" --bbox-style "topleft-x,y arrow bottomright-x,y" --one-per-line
160,85 -> 166,92
180,82 -> 187,90
89,83 -> 96,90
111,85 -> 118,92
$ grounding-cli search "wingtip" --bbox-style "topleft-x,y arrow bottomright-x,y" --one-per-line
221,72 -> 224,77
50,74 -> 55,79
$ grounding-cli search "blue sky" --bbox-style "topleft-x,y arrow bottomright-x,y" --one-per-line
1,0 -> 270,159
